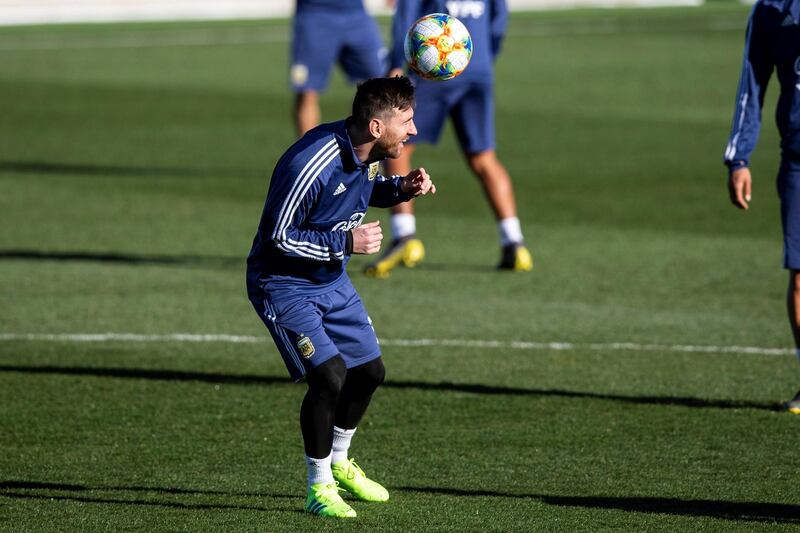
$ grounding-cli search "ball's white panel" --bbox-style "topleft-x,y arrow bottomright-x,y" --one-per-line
415,18 -> 445,39
417,44 -> 440,73
447,50 -> 470,71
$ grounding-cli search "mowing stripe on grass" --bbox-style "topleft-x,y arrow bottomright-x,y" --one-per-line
0,27 -> 291,52
0,16 -> 746,52
0,332 -> 790,356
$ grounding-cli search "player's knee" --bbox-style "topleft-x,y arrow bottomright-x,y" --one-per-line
308,356 -> 347,398
358,358 -> 385,390
296,90 -> 319,105
790,270 -> 800,292
466,150 -> 495,174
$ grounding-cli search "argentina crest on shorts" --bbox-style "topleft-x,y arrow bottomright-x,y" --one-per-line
296,333 -> 315,359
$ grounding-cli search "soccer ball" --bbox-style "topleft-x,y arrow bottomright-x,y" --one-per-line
404,13 -> 472,81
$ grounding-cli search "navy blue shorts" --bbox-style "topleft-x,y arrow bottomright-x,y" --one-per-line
778,154 -> 800,269
290,10 -> 386,92
410,78 -> 495,154
249,277 -> 381,381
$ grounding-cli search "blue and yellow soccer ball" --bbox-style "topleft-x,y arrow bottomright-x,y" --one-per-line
404,13 -> 472,82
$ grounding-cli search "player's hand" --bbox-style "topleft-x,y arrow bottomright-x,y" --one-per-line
728,167 -> 752,210
401,168 -> 436,197
351,220 -> 383,255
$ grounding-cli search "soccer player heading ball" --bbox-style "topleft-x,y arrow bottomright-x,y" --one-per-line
364,0 -> 533,278
247,76 -> 435,518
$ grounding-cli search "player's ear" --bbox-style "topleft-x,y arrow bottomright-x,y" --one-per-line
368,117 -> 384,139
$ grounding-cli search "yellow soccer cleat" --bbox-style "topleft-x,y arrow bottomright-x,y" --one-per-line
364,238 -> 425,278
304,482 -> 357,518
498,243 -> 533,272
332,458 -> 389,502
784,389 -> 800,414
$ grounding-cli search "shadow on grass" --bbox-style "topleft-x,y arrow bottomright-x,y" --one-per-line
4,480 -> 797,523
358,260 -> 511,275
0,364 -> 781,412
0,248 -> 497,275
0,159 -> 257,179
0,249 -> 241,269
0,480 -> 296,512
0,480 -> 293,499
400,261 -> 495,274
398,486 -> 800,524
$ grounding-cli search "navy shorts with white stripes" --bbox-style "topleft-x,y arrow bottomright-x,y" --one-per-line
249,276 -> 381,381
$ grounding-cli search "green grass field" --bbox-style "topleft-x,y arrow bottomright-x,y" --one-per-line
2,3 -> 800,530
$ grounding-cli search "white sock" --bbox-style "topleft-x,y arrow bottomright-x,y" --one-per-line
306,452 -> 334,489
498,217 -> 524,246
391,214 -> 416,241
331,426 -> 356,465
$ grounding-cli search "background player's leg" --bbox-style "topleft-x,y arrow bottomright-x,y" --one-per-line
451,81 -> 531,271
386,146 -> 416,240
294,90 -> 320,137
785,270 -> 800,413
779,161 -> 800,413
787,269 -> 800,350
465,149 -> 516,221
466,150 -> 533,271
365,146 -> 425,277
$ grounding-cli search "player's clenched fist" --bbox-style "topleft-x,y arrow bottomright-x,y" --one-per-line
400,168 -> 436,197
351,220 -> 383,255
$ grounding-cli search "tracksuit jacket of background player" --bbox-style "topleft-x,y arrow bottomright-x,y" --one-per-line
389,0 -> 508,83
724,0 -> 800,171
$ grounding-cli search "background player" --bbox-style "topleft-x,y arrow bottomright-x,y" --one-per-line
291,0 -> 387,136
723,0 -> 800,413
364,0 -> 532,277
247,77 -> 435,517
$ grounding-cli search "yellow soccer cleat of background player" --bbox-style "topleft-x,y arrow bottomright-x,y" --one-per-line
364,238 -> 425,278
498,243 -> 533,272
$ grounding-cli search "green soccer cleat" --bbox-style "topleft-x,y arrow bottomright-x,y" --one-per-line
331,459 -> 389,502
498,243 -> 533,272
363,238 -> 425,278
304,482 -> 357,518
784,389 -> 800,414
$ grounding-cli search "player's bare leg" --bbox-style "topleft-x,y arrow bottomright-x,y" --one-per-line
465,149 -> 532,271
295,90 -> 321,137
465,149 -> 516,220
785,269 -> 800,413
364,145 -> 425,278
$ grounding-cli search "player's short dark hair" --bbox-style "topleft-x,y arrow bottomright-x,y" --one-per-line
351,76 -> 415,126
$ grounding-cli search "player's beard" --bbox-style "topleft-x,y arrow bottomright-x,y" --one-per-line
378,135 -> 406,160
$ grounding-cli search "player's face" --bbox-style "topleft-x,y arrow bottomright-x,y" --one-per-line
379,106 -> 416,159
